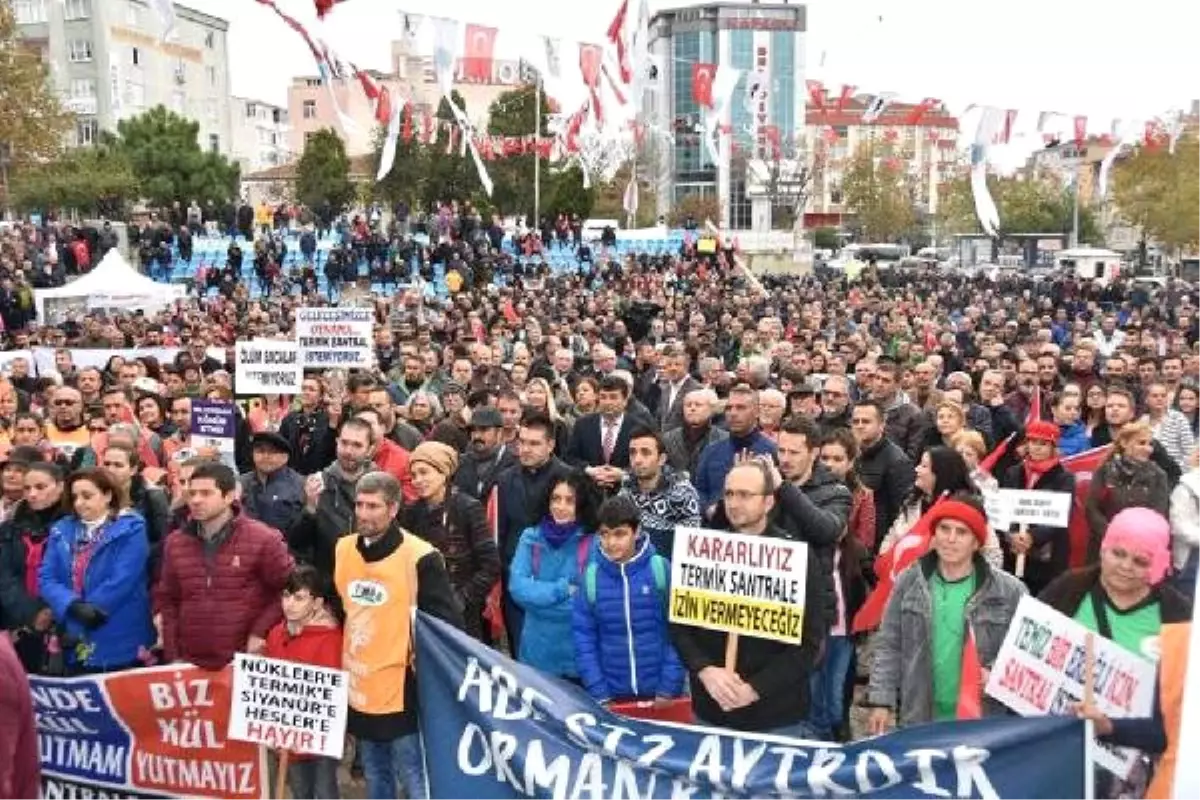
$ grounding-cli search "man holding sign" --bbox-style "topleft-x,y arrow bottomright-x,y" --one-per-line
670,461 -> 826,738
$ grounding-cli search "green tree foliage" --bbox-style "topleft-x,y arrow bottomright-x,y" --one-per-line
1112,137 -> 1200,254
9,144 -> 138,217
294,127 -> 356,215
590,163 -> 656,227
547,165 -> 595,220
667,193 -> 720,227
840,144 -> 917,242
812,226 -> 840,250
938,173 -> 1100,243
486,84 -> 551,216
421,90 -> 479,208
0,1 -> 72,173
372,111 -> 428,209
104,105 -> 238,209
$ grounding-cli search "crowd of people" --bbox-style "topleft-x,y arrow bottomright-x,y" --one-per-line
0,206 -> 1198,798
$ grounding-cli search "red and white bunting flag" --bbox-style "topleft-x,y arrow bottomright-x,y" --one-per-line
1073,115 -> 1088,145
374,87 -> 392,125
806,79 -> 826,115
606,0 -> 632,84
835,84 -> 856,112
905,97 -> 939,125
999,109 -> 1018,144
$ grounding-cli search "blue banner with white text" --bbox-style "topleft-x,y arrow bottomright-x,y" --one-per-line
415,613 -> 1089,799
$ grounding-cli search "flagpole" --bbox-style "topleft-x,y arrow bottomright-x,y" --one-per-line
534,76 -> 541,228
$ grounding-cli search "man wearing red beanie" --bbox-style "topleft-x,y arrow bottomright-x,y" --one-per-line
866,494 -> 1028,733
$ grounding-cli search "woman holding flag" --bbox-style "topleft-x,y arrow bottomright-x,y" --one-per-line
865,494 -> 1027,733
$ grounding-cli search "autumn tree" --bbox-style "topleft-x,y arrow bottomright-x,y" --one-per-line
0,2 -> 73,204
104,105 -> 239,208
668,193 -> 720,227
840,143 -> 917,242
1111,137 -> 1200,255
937,173 -> 1101,243
294,127 -> 356,215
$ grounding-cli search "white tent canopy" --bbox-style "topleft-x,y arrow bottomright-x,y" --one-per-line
35,250 -> 187,324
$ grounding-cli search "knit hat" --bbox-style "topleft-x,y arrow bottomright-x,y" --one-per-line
1101,508 -> 1171,584
929,499 -> 990,548
1024,419 -> 1060,444
410,441 -> 459,477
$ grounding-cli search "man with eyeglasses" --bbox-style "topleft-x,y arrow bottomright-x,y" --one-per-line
818,374 -> 853,434
671,461 -> 825,738
44,386 -> 90,460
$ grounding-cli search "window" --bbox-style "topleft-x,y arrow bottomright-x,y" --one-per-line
171,90 -> 185,114
302,100 -> 317,119
76,118 -> 99,146
173,60 -> 187,84
131,46 -> 140,66
68,39 -> 93,62
246,102 -> 257,118
205,99 -> 218,121
208,134 -> 220,153
13,0 -> 47,24
304,78 -> 323,88
205,31 -> 215,48
206,66 -> 217,86
125,80 -> 145,109
70,77 -> 96,98
63,0 -> 90,20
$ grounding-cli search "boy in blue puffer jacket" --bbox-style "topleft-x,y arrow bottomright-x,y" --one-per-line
572,495 -> 686,704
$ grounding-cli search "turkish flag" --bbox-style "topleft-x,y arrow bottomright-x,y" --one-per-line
806,79 -> 826,115
1062,445 -> 1112,567
374,87 -> 392,125
579,44 -> 602,88
836,84 -> 856,112
956,626 -> 983,719
906,97 -> 940,125
401,104 -> 412,142
481,487 -> 506,644
691,62 -> 715,108
462,24 -> 497,83
1073,115 -> 1088,145
852,495 -> 948,633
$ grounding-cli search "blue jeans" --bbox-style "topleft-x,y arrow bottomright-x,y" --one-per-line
807,636 -> 854,741
359,733 -> 426,799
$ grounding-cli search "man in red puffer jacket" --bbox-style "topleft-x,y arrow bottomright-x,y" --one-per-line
154,462 -> 294,669
0,633 -> 39,798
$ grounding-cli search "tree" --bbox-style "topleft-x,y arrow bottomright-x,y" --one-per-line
9,144 -> 138,217
668,193 -> 720,227
737,134 -> 813,229
840,143 -> 917,242
371,110 -> 428,209
812,226 -> 840,250
1111,137 -> 1200,255
295,127 -> 355,215
486,84 -> 550,217
547,165 -> 595,220
937,173 -> 1101,243
105,105 -> 238,208
0,1 -> 72,187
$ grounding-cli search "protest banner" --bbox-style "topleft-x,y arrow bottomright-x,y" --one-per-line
981,488 -> 1010,531
33,664 -> 267,799
27,346 -> 228,377
414,611 -> 1089,798
228,653 -> 349,760
997,489 -> 1072,527
984,594 -> 1157,778
235,340 -> 302,395
669,526 -> 808,646
295,307 -> 374,369
190,399 -> 238,469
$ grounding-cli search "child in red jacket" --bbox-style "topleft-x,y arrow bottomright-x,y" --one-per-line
264,565 -> 343,799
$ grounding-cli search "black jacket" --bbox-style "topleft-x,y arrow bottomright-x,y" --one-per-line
999,461 -> 1076,596
238,467 -> 305,542
454,444 -> 518,501
288,466 -> 358,578
278,409 -> 336,476
670,522 -> 826,732
856,435 -> 915,555
494,457 -> 573,568
0,504 -> 69,630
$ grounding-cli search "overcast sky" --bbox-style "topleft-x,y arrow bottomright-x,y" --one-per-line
188,0 -> 1200,157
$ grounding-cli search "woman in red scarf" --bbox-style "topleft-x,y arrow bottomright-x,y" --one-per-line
999,419 -> 1076,595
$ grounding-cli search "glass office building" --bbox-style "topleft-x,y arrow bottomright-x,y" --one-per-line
647,3 -> 806,229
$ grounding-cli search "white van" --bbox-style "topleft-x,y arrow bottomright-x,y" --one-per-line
1055,247 -> 1123,285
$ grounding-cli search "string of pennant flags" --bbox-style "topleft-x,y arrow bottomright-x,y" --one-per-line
282,0 -> 1189,236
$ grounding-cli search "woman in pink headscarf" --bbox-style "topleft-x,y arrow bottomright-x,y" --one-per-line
1038,507 -> 1192,799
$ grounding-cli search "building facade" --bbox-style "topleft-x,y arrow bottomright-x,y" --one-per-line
287,39 -> 526,158
15,0 -> 233,155
647,2 -> 807,229
802,95 -> 960,229
230,96 -> 291,174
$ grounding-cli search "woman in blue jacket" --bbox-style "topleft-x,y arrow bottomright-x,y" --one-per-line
1053,390 -> 1091,457
39,468 -> 153,674
509,472 -> 598,679
572,495 -> 686,704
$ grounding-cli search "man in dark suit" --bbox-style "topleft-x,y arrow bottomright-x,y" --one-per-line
658,344 -> 701,432
566,374 -> 639,491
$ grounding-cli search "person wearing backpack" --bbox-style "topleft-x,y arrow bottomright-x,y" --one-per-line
508,472 -> 598,680
572,495 -> 686,705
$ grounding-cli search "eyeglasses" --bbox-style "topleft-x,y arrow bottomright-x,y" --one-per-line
53,399 -> 79,406
723,490 -> 767,502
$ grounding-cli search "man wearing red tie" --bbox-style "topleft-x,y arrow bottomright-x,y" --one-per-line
566,374 -> 637,491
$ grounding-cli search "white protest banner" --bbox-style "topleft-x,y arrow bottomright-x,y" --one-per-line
1175,580 -> 1200,796
982,488 -> 1010,531
228,653 -> 349,760
295,307 -> 373,369
998,489 -> 1072,527
235,339 -> 301,395
985,594 -> 1157,778
669,526 -> 808,645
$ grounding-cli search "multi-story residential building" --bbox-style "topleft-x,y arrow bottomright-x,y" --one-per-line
230,96 -> 291,174
802,94 -> 961,229
287,39 -> 527,157
646,2 -> 807,229
14,0 -> 233,154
